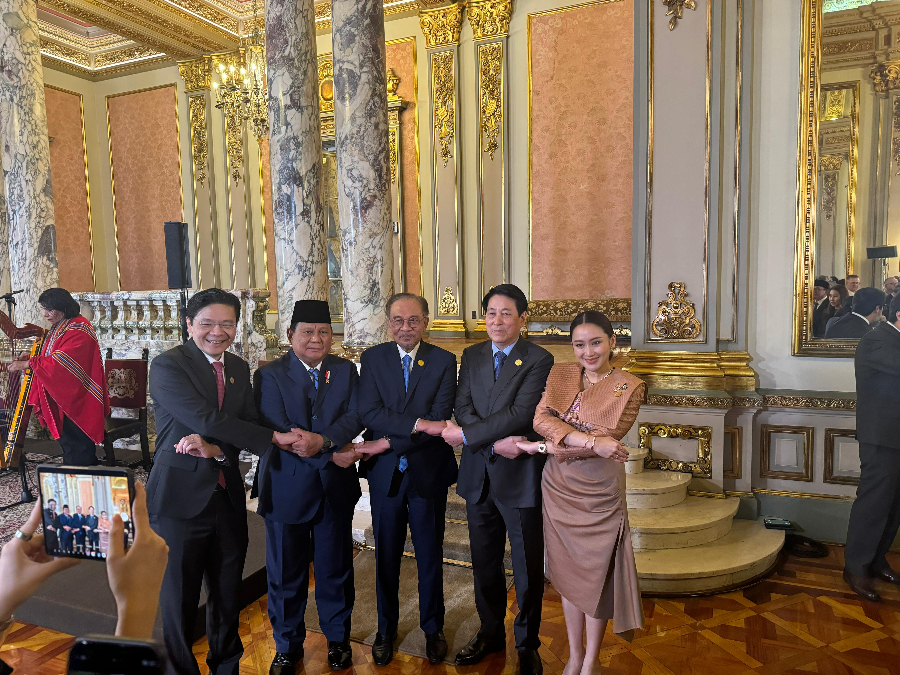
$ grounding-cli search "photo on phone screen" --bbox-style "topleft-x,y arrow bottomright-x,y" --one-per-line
37,465 -> 135,560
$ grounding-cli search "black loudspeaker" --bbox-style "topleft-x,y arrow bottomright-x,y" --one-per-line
163,222 -> 192,289
867,245 -> 898,260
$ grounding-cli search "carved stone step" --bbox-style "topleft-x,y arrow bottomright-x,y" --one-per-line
629,496 -> 739,550
625,469 -> 691,509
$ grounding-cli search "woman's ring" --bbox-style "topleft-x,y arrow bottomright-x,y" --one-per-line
14,530 -> 32,541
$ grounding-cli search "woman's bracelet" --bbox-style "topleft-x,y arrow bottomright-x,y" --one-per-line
589,436 -> 596,450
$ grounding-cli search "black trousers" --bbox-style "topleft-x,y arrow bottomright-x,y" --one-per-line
466,476 -> 544,651
265,498 -> 355,652
58,416 -> 98,466
845,443 -> 900,577
151,490 -> 248,675
370,470 -> 447,637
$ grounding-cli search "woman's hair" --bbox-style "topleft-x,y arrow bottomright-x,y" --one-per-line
100,511 -> 108,517
38,288 -> 81,319
830,285 -> 849,302
569,310 -> 614,338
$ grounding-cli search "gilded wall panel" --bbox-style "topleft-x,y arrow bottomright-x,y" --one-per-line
528,0 -> 633,301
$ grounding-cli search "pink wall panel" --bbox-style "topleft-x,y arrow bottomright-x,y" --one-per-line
107,85 -> 182,291
530,0 -> 633,301
45,86 -> 94,292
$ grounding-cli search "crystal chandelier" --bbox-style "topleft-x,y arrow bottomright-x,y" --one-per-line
211,0 -> 268,181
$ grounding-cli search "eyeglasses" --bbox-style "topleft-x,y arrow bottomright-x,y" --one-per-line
389,317 -> 423,328
196,321 -> 237,330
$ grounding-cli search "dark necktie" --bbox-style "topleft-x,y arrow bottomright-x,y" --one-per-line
211,361 -> 226,489
494,351 -> 507,381
309,367 -> 319,390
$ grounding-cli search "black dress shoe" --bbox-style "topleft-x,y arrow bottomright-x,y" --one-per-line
874,566 -> 900,585
518,649 -> 543,675
372,632 -> 396,667
269,647 -> 304,675
327,641 -> 352,671
844,569 -> 881,602
454,635 -> 506,666
425,630 -> 448,664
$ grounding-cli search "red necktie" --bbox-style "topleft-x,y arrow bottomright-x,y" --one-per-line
212,361 -> 226,489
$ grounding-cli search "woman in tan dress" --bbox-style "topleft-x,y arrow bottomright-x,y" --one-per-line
97,511 -> 112,557
517,311 -> 645,675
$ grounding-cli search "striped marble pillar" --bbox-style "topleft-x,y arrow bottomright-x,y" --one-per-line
0,0 -> 58,324
332,0 -> 394,352
266,0 -> 328,336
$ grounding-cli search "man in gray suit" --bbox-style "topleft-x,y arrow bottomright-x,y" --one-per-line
442,284 -> 553,675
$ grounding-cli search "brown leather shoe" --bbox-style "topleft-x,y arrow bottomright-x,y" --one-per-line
843,569 -> 881,602
874,566 -> 900,585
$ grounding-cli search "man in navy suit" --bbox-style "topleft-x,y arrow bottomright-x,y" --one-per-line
358,293 -> 458,666
58,505 -> 75,553
256,300 -> 365,674
72,505 -> 86,554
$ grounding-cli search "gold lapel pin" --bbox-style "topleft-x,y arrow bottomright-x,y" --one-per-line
417,359 -> 425,366
515,359 -> 522,366
229,377 -> 234,384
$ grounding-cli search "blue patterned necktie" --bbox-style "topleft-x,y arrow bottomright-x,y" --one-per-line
309,367 -> 318,390
494,351 -> 507,381
399,354 -> 412,473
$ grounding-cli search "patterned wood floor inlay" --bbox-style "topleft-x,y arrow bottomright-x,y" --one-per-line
5,545 -> 900,674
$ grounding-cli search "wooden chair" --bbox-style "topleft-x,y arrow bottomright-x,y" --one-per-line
103,348 -> 151,469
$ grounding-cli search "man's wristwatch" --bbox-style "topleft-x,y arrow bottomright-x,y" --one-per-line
321,434 -> 334,450
537,443 -> 548,454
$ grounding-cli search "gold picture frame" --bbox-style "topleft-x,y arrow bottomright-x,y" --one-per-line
638,423 -> 712,478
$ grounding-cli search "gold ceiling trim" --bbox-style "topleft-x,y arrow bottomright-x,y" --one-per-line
38,19 -> 132,50
40,39 -> 91,66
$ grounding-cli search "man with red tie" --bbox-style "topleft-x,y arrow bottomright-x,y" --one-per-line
146,289 -> 303,675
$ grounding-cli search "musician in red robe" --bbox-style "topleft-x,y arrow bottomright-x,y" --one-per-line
7,289 -> 109,465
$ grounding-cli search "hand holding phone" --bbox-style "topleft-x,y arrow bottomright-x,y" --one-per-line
0,500 -> 79,622
106,483 -> 169,639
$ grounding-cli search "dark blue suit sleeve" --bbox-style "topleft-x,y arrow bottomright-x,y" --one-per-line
405,355 -> 457,456
319,364 -> 364,450
256,367 -> 292,432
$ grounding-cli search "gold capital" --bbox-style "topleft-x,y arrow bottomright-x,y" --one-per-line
178,56 -> 211,92
419,2 -> 465,49
466,0 -> 513,41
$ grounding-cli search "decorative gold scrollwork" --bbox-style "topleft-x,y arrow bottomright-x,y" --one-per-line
178,56 -> 211,92
466,0 -> 513,40
821,171 -> 838,222
870,60 -> 900,94
387,68 -> 401,101
188,96 -> 209,187
389,128 -> 398,186
661,0 -> 696,30
419,2 -> 465,49
893,98 -> 900,175
432,51 -> 456,167
527,299 -> 631,323
650,282 -> 702,340
478,42 -> 503,160
438,286 -> 459,316
639,422 -> 712,478
224,112 -> 243,184
819,155 -> 843,172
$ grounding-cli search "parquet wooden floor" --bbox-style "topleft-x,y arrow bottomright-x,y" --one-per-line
6,545 -> 900,674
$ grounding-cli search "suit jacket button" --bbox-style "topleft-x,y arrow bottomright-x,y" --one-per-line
312,415 -> 318,420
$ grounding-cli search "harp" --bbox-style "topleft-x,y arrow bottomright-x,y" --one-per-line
0,310 -> 44,508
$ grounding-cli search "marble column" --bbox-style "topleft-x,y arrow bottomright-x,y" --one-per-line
0,179 -> 11,296
266,0 -> 328,335
332,0 -> 394,350
0,0 -> 58,324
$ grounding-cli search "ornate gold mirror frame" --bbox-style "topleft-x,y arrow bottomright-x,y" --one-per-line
793,0 -> 859,357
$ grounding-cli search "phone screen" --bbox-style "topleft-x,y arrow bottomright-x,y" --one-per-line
37,465 -> 135,560
67,636 -> 165,674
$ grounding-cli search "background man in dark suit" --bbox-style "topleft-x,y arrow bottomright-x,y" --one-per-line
72,506 -> 86,554
442,284 -> 553,675
825,287 -> 884,338
255,300 -> 364,674
812,279 -> 831,337
146,288 -> 302,675
844,293 -> 900,602
84,506 -> 99,554
43,499 -> 59,553
358,293 -> 458,666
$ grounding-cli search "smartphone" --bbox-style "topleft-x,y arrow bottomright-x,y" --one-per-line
37,465 -> 135,560
67,635 -> 166,674
763,517 -> 794,530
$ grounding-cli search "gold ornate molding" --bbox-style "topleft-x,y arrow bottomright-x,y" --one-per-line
40,39 -> 91,67
389,128 -> 399,186
661,0 -> 696,30
478,42 -> 503,160
822,38 -> 874,56
526,299 -> 631,323
179,56 -> 211,92
431,50 -> 456,167
870,60 -> 900,94
419,2 -> 464,48
893,98 -> 900,176
763,393 -> 855,411
649,281 -> 702,340
466,0 -> 513,40
318,58 -> 334,114
820,171 -> 838,221
644,393 -> 733,409
625,350 -> 757,392
717,350 -> 757,391
438,286 -> 459,316
818,154 -> 843,172
639,423 -> 712,478
188,96 -> 209,187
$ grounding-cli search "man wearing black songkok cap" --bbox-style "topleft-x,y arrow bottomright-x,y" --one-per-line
255,300 -> 366,673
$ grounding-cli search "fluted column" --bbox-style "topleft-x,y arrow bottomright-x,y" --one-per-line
332,0 -> 394,350
0,0 -> 59,324
266,0 -> 328,334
